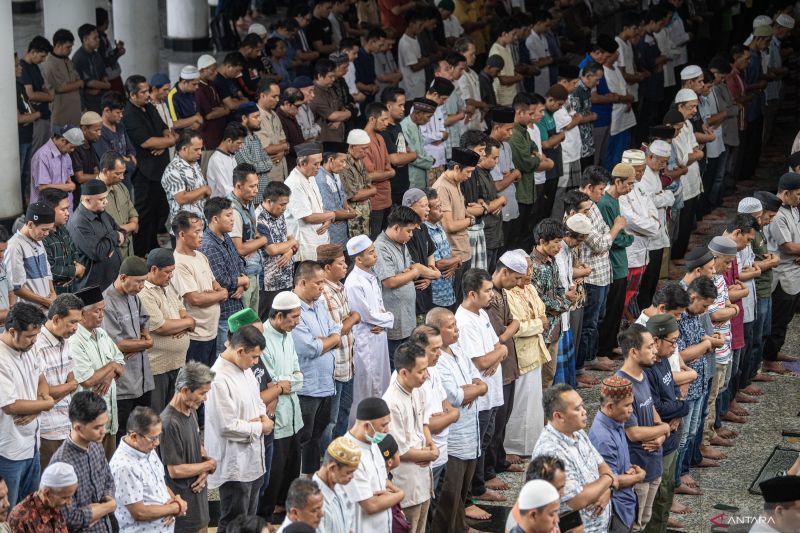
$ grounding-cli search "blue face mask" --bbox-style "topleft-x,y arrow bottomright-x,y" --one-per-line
366,422 -> 387,445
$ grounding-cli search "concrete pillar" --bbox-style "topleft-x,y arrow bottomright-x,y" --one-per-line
1,0 -> 23,218
113,0 -> 161,82
165,0 -> 211,52
43,0 -> 96,44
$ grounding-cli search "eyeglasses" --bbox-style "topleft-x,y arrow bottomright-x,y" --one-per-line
660,337 -> 678,346
138,432 -> 161,444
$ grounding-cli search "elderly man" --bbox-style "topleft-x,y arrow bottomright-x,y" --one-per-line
50,391 -> 117,533
140,249 -> 195,416
110,406 -> 188,532
313,437 -> 361,533
36,293 -> 83,468
162,130 -> 212,237
5,202 -> 56,309
7,462 -> 77,532
67,180 -> 123,292
256,80 -> 290,187
97,151 -> 138,258
286,142 -> 336,260
102,257 -> 155,443
0,303 -> 53,507
340,129 -> 375,239
30,127 -> 83,209
206,326 -> 272,532
161,361 -> 218,533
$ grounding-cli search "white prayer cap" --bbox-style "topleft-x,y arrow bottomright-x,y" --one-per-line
777,14 -> 795,29
248,23 -> 268,36
180,65 -> 200,80
649,140 -> 672,158
675,88 -> 698,103
498,251 -> 528,274
753,15 -> 773,28
197,54 -> 217,70
680,65 -> 702,80
272,291 -> 303,311
621,149 -> 646,166
41,462 -> 78,488
566,213 -> 592,235
517,479 -> 560,511
346,234 -> 373,256
347,129 -> 371,146
738,197 -> 763,214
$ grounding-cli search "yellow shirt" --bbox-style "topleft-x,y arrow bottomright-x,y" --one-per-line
505,284 -> 550,374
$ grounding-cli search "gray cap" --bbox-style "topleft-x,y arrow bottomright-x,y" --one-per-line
708,236 -> 737,256
180,65 -> 200,80
402,188 -> 426,207
62,127 -> 85,146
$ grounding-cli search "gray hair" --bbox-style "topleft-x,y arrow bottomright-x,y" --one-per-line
175,360 -> 215,393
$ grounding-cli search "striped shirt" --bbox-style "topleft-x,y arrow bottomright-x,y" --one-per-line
579,204 -> 613,287
437,342 -> 482,460
708,274 -> 732,364
36,326 -> 74,440
161,155 -> 207,234
321,279 -> 354,382
4,231 -> 52,305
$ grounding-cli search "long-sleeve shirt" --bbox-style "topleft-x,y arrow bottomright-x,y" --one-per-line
639,166 -> 674,251
67,204 -> 122,292
508,122 -> 540,205
437,342 -> 482,460
644,357 -> 688,455
261,321 -> 304,439
619,181 -> 660,268
530,248 -> 571,344
42,224 -> 79,293
588,411 -> 636,529
596,192 -> 634,280
291,295 -> 341,397
198,229 -> 245,322
505,284 -> 550,374
400,115 -> 435,189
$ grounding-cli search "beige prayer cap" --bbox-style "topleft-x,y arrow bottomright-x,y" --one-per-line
612,163 -> 636,179
327,437 -> 361,467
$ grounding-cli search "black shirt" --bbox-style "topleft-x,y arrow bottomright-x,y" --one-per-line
407,225 -> 435,315
473,167 -> 503,250
69,143 -> 100,208
306,15 -> 333,48
381,123 -> 409,206
72,47 -> 107,113
252,358 -> 275,447
16,81 -> 34,144
18,60 -> 50,119
122,101 -> 170,181
66,204 -> 122,292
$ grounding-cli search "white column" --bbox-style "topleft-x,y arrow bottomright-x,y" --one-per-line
165,0 -> 210,52
1,0 -> 22,218
43,0 -> 96,45
113,0 -> 161,82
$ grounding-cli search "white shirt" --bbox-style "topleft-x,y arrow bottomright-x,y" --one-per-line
654,29 -> 677,88
0,339 -> 43,460
206,149 -> 237,198
640,166 -> 674,251
343,433 -> 392,533
555,243 -> 573,329
422,365 -> 450,468
615,36 -> 639,101
421,108 -> 447,168
205,356 -> 266,489
345,267 -> 394,419
454,306 -> 503,411
285,167 -> 330,261
110,439 -> 174,533
673,120 -> 702,200
619,181 -> 661,267
313,472 -> 354,533
443,15 -> 464,39
525,30 -> 551,97
457,69 -> 484,131
398,34 -> 426,100
554,107 -> 581,163
604,64 -> 636,136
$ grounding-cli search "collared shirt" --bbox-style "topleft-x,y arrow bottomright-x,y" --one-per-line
122,101 -> 170,181
292,295 -> 340,397
766,36 -> 783,101
313,472 -> 354,533
457,69 -> 484,131
677,311 -> 711,401
0,338 -> 44,460
752,229 -> 772,299
170,250 -> 220,341
207,150 -> 237,198
36,327 -> 74,440
438,342 -> 482,460
508,122 -> 540,205
206,356 -> 267,488
421,365 -> 449,468
297,104 -> 321,141
490,140 -> 519,222
257,106 -> 289,185
506,283 -> 550,374
41,53 -> 81,127
340,155 -> 372,239
568,79 -> 595,157
374,232 -> 416,340
672,119 -> 702,200
261,321 -> 304,439
139,281 -> 189,375
67,205 -> 123,292
199,228 -> 245,322
597,192 -> 634,280
161,155 -> 207,233
50,438 -> 115,533
43,224 -> 79,293
229,193 -> 262,277
321,279 -> 355,382
455,306 -> 502,411
102,284 -> 155,400
580,203 -> 613,286
383,380 -> 432,507
588,411 -> 637,529
363,132 -> 392,211
255,206 -> 294,291
530,248 -> 570,344
315,167 -> 350,246
431,175 -> 470,262
619,181 -> 661,268
285,167 -> 329,261
167,87 -> 196,123
30,139 -> 74,208
766,205 -> 800,295
235,131 -> 273,177
424,221 -> 456,307
400,116 -> 435,189
708,274 -> 733,363
532,424 -> 611,533
488,286 -> 519,385
640,166 -> 674,251
342,432 -> 392,533
7,492 -> 68,533
443,90 -> 465,159
195,81 -> 226,150
104,181 -> 138,258
110,439 -> 173,533
71,325 -> 125,434
310,84 -> 346,143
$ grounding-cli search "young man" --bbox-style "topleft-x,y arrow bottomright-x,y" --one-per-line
420,78 -> 455,185
228,163 -> 266,313
19,36 -> 54,154
160,361 -> 218,533
96,152 -> 138,259
398,12 -> 430,100
470,138 -> 507,272
234,102 -> 274,190
382,342 -> 438,533
38,189 -> 83,295
40,29 -> 82,128
489,20 -> 522,106
256,80 -> 290,187
166,66 -> 203,132
310,59 -> 351,143
569,62 -> 602,169
507,93 -> 542,251
400,98 -> 437,190
256,182 -> 298,319
207,122 -> 247,198
196,54 -> 230,154
380,88 -> 417,207
94,92 -> 137,192
344,235 -> 395,413
362,103 -> 395,240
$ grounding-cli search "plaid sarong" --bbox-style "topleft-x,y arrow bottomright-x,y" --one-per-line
625,265 -> 647,321
553,329 -> 576,387
468,223 -> 487,270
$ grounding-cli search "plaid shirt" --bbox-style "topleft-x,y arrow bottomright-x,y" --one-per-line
161,155 -> 207,233
580,204 -> 613,287
569,79 -> 595,158
235,131 -> 273,176
255,205 -> 294,291
530,248 -> 571,344
43,224 -> 78,293
36,327 -> 73,440
198,229 -> 244,321
425,221 -> 456,307
321,279 -> 354,381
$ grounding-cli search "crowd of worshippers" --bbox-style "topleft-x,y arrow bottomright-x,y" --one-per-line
5,1 -> 800,533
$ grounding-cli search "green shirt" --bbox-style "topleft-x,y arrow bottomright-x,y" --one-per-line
508,122 -> 540,205
751,229 -> 772,298
400,116 -> 435,189
261,321 -> 304,439
71,324 -> 125,434
597,192 -> 634,280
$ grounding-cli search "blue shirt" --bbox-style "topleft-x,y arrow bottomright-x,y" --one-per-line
677,311 -> 710,401
437,343 -> 481,460
167,87 -> 197,123
617,370 -> 662,481
579,54 -> 611,127
424,221 -> 456,307
315,168 -> 349,246
644,357 -> 689,454
588,411 -> 637,529
198,229 -> 244,322
744,51 -> 764,122
291,296 -> 341,397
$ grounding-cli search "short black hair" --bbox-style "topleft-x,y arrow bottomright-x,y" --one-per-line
365,102 -> 388,121
27,36 -> 52,54
294,260 -> 323,286
0,226 -> 8,244
280,87 -> 304,106
652,281 -> 690,310
366,28 -> 387,41
124,75 -> 147,97
101,91 -> 126,112
204,196 -> 233,222
222,122 -> 247,142
266,37 -> 284,55
95,6 -> 109,27
460,130 -> 488,151
232,162 -> 257,187
5,302 -> 47,334
40,188 -> 69,209
726,213 -> 760,233
462,268 -> 491,297
542,383 -> 574,421
257,78 -> 280,97
580,165 -> 611,188
222,51 -> 245,67
48,293 -> 85,320
172,210 -> 202,237
229,324 -> 266,351
618,323 -> 650,358
394,341 -> 427,371
314,58 -> 336,79
52,29 -> 75,46
581,61 -> 604,77
381,86 -> 405,105
408,324 -> 441,348
534,218 -> 566,244
78,23 -> 97,42
241,33 -> 263,49
99,150 -> 125,172
68,391 -> 108,424
387,205 -> 422,228
564,189 -> 591,214
525,455 -> 565,483
286,478 -> 321,512
339,37 -> 359,51
688,275 -> 717,301
176,130 -> 202,152
264,181 -> 291,202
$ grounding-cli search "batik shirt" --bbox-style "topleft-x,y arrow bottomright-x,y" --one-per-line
425,221 -> 456,307
568,78 -> 595,158
255,206 -> 293,292
676,312 -> 710,401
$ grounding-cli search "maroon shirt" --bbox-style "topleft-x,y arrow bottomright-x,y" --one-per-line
195,80 -> 227,150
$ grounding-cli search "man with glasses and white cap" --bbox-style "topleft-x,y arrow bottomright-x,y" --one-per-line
30,127 -> 84,210
7,462 -> 77,531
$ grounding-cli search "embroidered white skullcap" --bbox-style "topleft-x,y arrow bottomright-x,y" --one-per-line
566,213 -> 592,235
621,149 -> 646,166
41,462 -> 78,488
271,291 -> 303,311
737,197 -> 763,214
517,479 -> 560,511
649,140 -> 672,158
777,14 -> 795,29
675,88 -> 698,103
346,129 -> 370,146
346,234 -> 372,256
498,251 -> 528,274
680,65 -> 702,80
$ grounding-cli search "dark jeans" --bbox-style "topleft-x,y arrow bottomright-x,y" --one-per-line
578,283 -> 609,369
738,321 -> 755,389
116,391 -> 153,444
637,248 -> 664,311
259,434 -> 300,518
532,180 -> 558,231
132,176 -> 169,257
431,456 -> 476,533
672,196 -> 698,260
452,260 -> 472,305
186,338 -> 218,367
321,378 -> 354,452
387,337 -> 409,372
508,202 -> 535,251
486,248 -> 500,275
598,277 -> 627,357
150,369 -> 179,415
258,288 -> 289,322
470,407 -> 497,497
370,208 -> 390,241
0,451 -> 40,508
258,438 -> 274,497
764,281 -> 800,362
485,381 -> 515,478
218,476 -> 263,533
750,297 -> 771,380
740,117 -> 763,179
427,463 -> 447,533
298,395 -> 333,474
699,156 -> 722,216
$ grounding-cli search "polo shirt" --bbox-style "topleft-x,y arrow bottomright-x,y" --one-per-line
138,281 -> 189,375
616,370 -> 662,481
374,232 -> 416,340
431,176 -> 470,261
588,411 -> 637,529
167,86 -> 197,124
4,230 -> 52,304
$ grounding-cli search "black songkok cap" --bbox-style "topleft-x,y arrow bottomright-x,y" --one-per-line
81,179 -> 108,196
649,125 -> 676,140
594,34 -> 619,53
684,247 -> 714,271
450,146 -> 480,167
557,64 -> 580,80
146,248 -> 175,268
356,397 -> 390,421
663,107 -> 685,125
754,191 -> 782,212
119,256 -> 148,276
491,107 -> 515,124
322,142 -> 349,155
25,202 -> 55,225
429,77 -> 455,97
75,286 -> 104,307
788,151 -> 800,169
778,172 -> 800,192
377,433 -> 399,460
759,475 -> 800,503
296,142 -> 323,157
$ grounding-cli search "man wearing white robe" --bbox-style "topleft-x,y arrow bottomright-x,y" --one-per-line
344,235 -> 394,422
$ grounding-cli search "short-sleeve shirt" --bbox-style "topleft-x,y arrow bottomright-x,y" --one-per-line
170,251 -> 221,341
454,306 -> 503,411
407,226 -> 435,315
255,207 -> 294,292
676,311 -> 711,401
381,123 -> 410,205
616,370 -> 662,481
342,433 -> 392,533
139,281 -> 190,375
708,274 -> 732,364
4,230 -> 52,305
425,221 -> 456,307
373,232 -> 416,340
18,59 -> 50,119
767,205 -> 800,295
431,176 -> 470,262
195,81 -> 227,150
212,73 -> 241,103
71,47 -> 107,113
161,155 -> 207,233
0,339 -> 43,460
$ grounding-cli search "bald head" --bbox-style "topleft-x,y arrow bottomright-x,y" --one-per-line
425,307 -> 453,329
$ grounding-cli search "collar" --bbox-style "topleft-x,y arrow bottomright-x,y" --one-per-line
323,278 -> 344,292
203,227 -> 227,245
39,326 -> 64,348
595,410 -> 625,431
532,247 -> 552,264
543,422 -> 578,446
119,438 -> 150,460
